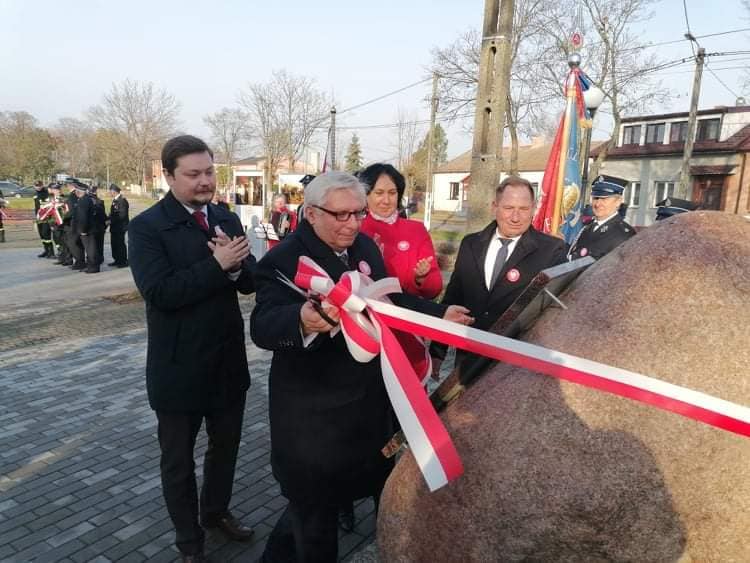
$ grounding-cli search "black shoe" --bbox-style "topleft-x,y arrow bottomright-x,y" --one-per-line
338,507 -> 355,532
84,268 -> 100,274
46,254 -> 56,259
116,262 -> 129,268
38,251 -> 48,258
107,261 -> 118,266
201,514 -> 254,542
71,264 -> 85,271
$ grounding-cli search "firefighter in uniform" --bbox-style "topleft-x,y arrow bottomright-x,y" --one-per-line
568,175 -> 636,261
33,181 -> 55,258
0,188 -> 6,243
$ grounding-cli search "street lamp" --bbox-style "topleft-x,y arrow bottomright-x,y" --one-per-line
581,82 -> 605,202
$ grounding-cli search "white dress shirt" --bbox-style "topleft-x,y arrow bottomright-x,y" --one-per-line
483,230 -> 522,289
593,212 -> 619,231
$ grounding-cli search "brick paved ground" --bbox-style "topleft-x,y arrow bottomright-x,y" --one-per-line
0,247 -> 377,562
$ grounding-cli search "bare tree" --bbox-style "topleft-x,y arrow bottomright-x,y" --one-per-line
88,79 -> 181,187
269,70 -> 330,169
203,108 -> 250,190
431,0 -> 668,179
239,82 -> 289,198
392,107 -> 422,171
52,117 -> 94,177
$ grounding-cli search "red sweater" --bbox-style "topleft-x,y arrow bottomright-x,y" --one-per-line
360,214 -> 442,299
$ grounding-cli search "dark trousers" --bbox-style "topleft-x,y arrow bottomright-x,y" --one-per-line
52,227 -> 67,260
156,396 -> 246,555
81,232 -> 102,269
96,231 -> 104,265
263,500 -> 339,563
66,228 -> 84,265
110,229 -> 128,264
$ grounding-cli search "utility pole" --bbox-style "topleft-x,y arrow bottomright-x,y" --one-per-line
330,106 -> 337,170
423,72 -> 440,231
678,46 -> 705,199
465,0 -> 515,233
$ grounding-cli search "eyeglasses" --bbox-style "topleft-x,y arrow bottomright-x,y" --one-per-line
312,205 -> 367,222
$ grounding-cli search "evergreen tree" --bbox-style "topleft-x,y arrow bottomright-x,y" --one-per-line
344,133 -> 363,173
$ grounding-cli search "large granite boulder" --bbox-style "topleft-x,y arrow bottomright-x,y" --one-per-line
379,212 -> 750,561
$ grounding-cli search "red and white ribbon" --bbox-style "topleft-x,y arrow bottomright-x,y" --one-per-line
367,299 -> 750,439
37,200 -> 66,225
294,256 -> 463,491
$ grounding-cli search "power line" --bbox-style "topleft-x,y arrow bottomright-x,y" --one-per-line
337,78 -> 432,116
705,64 -> 741,99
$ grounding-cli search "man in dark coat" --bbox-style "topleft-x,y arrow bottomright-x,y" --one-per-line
73,182 -> 104,274
568,175 -> 636,260
431,175 -> 568,376
62,183 -> 84,268
108,184 -> 129,267
251,171 -> 471,563
128,135 -> 257,563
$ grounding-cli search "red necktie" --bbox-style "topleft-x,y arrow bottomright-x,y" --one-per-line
193,210 -> 209,232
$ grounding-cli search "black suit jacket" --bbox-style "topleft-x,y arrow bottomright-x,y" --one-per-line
432,223 -> 568,359
250,219 -> 445,503
568,215 -> 635,260
109,195 -> 130,232
128,191 -> 256,413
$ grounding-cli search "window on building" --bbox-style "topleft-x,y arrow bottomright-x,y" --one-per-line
653,181 -> 676,206
449,182 -> 460,200
622,125 -> 641,145
623,182 -> 641,207
670,121 -> 688,143
530,182 -> 539,199
645,123 -> 666,144
696,118 -> 720,141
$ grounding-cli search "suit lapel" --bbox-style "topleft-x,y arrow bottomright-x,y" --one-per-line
490,229 -> 538,292
469,222 -> 497,293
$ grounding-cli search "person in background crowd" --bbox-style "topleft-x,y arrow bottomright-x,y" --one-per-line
34,181 -> 54,258
568,175 -> 636,261
63,181 -> 84,269
430,175 -> 568,379
268,193 -> 297,249
75,183 -> 104,274
91,186 -> 107,269
0,188 -> 6,243
251,171 -> 472,563
43,183 -> 69,262
129,135 -> 257,563
108,184 -> 130,267
358,163 -> 442,300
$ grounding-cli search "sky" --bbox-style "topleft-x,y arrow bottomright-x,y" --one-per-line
2,0 -> 748,165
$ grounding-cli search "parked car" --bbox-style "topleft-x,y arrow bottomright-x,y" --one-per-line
0,181 -> 23,196
15,186 -> 38,198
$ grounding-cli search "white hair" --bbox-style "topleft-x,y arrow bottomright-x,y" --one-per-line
303,171 -> 366,208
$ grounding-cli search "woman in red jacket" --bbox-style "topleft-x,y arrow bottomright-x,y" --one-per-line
358,163 -> 442,299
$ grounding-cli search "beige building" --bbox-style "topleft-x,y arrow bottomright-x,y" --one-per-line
592,105 -> 750,226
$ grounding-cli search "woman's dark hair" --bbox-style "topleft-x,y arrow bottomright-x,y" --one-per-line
161,135 -> 213,176
357,163 -> 406,208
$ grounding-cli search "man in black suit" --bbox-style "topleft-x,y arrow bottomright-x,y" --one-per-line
568,175 -> 636,260
129,135 -> 257,563
431,175 -> 568,377
251,171 -> 471,563
108,184 -> 129,267
62,183 -> 84,269
74,182 -> 104,274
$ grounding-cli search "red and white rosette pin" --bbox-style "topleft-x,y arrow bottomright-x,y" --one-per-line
293,256 -> 463,491
506,268 -> 520,283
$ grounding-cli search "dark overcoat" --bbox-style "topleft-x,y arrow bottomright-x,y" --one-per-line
128,190 -> 256,413
250,219 -> 444,503
109,195 -> 130,232
568,215 -> 636,260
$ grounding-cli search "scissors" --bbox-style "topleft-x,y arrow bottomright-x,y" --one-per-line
275,269 -> 339,328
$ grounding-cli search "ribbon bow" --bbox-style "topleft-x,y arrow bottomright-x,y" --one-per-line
294,256 -> 464,491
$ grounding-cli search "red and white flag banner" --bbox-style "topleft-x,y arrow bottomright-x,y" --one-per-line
292,257 -> 750,491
